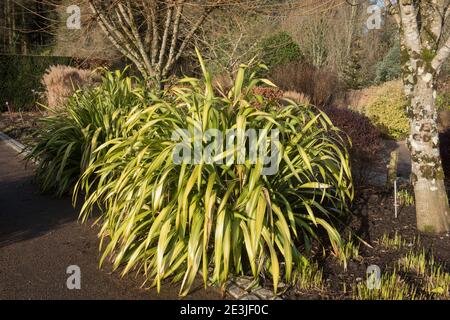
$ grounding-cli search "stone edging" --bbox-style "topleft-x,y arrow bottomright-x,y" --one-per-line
0,131 -> 27,154
0,131 -> 37,166
226,277 -> 283,300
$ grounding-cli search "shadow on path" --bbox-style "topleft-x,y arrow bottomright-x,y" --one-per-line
0,140 -> 222,300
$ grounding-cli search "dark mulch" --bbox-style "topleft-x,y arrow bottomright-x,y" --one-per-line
440,129 -> 450,195
0,111 -> 43,146
285,186 -> 450,300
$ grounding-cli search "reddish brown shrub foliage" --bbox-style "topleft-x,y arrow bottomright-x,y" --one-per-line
252,87 -> 284,102
250,87 -> 284,109
322,106 -> 384,185
440,130 -> 450,194
269,62 -> 344,107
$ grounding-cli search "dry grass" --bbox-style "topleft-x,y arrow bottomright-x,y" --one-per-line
270,62 -> 343,107
321,105 -> 384,185
282,91 -> 311,106
41,65 -> 100,112
212,72 -> 234,95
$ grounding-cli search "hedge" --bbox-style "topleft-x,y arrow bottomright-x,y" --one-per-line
0,55 -> 73,111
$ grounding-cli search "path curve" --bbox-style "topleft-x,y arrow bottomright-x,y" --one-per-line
0,139 -> 222,300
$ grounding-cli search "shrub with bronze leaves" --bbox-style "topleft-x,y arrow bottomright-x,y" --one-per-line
322,106 -> 384,186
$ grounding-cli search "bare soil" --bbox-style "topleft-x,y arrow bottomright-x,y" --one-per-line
0,111 -> 43,147
284,185 -> 450,300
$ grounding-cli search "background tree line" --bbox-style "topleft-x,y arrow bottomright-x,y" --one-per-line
0,0 -> 58,55
0,0 -> 410,87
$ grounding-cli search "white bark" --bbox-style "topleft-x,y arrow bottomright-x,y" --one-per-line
395,0 -> 450,233
409,75 -> 449,233
88,0 -> 222,85
432,35 -> 450,73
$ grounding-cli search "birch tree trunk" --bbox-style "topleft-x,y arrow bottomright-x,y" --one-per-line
394,0 -> 450,233
409,73 -> 449,233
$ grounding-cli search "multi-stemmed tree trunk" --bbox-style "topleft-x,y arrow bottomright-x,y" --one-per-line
88,0 -> 237,86
385,0 -> 450,233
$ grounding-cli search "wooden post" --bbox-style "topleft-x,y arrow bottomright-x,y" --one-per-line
387,150 -> 398,188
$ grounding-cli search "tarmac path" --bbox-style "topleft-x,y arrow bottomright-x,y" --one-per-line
0,139 -> 222,300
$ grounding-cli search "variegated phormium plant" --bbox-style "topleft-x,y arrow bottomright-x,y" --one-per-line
26,69 -> 153,195
31,51 -> 354,296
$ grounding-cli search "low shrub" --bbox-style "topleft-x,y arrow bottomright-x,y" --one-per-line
252,86 -> 284,107
41,65 -> 101,112
0,55 -> 113,112
436,93 -> 450,112
0,55 -> 72,111
270,62 -> 343,107
348,80 -> 409,140
31,54 -> 354,296
437,76 -> 450,113
375,42 -> 402,84
364,81 -> 409,140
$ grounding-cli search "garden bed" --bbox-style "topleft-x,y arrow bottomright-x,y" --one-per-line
0,111 -> 42,147
2,69 -> 449,300
283,186 -> 450,300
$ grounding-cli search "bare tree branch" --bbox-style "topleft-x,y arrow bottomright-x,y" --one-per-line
383,0 -> 401,26
432,34 -> 450,71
